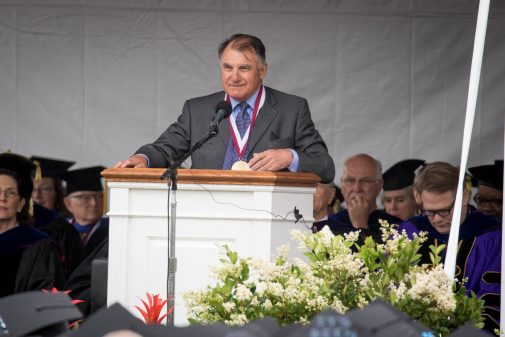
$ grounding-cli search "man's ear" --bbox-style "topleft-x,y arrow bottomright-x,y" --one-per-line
63,197 -> 73,213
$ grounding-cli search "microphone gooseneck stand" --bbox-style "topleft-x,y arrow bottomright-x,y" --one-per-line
159,125 -> 220,326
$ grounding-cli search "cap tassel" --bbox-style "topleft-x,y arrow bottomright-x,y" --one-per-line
33,160 -> 43,182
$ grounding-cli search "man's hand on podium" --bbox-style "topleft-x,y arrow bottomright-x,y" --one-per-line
114,155 -> 147,168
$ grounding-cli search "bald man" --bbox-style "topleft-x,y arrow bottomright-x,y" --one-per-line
315,154 -> 401,241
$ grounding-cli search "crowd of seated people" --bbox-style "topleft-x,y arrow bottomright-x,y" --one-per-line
0,151 -> 109,316
312,154 -> 502,334
2,149 -> 502,332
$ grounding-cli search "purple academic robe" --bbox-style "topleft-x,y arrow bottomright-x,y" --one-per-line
397,211 -> 501,332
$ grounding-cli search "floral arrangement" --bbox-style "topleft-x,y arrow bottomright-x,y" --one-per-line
183,221 -> 484,337
135,293 -> 173,324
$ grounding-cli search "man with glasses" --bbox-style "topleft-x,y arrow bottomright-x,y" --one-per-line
314,154 -> 401,242
469,159 -> 503,220
58,166 -> 108,257
396,161 -> 501,333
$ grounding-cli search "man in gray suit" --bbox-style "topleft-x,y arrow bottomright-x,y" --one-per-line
115,34 -> 335,183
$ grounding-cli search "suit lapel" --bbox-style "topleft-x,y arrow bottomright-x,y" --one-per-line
248,87 -> 278,152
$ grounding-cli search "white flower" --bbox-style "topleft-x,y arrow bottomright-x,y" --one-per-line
223,302 -> 236,312
236,284 -> 253,301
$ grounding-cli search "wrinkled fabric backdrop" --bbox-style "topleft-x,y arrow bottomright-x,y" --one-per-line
1,0 -> 504,178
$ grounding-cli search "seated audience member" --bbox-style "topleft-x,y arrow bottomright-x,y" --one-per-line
30,156 -> 85,277
313,182 -> 337,222
314,154 -> 402,241
468,159 -> 503,220
381,159 -> 425,221
396,162 -> 501,332
329,184 -> 344,214
31,156 -> 75,216
312,182 -> 344,232
58,166 -> 108,257
0,153 -> 65,297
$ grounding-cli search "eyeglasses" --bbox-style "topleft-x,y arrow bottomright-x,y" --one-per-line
69,193 -> 103,203
0,189 -> 20,199
421,201 -> 455,218
33,187 -> 55,194
474,194 -> 502,208
341,177 -> 378,187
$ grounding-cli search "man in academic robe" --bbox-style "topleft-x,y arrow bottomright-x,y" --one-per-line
469,159 -> 503,220
396,161 -> 501,333
58,166 -> 108,257
313,153 -> 402,243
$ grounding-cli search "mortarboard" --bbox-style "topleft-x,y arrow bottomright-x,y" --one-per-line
345,300 -> 433,337
383,159 -> 425,191
447,323 -> 491,336
0,291 -> 82,337
0,152 -> 37,199
30,156 -> 75,178
56,166 -> 106,195
468,159 -> 503,191
63,303 -> 156,337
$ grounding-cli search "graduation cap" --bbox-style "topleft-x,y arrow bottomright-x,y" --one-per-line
0,152 -> 36,199
468,160 -> 503,191
56,166 -> 106,195
30,156 -> 75,178
0,291 -> 82,337
383,159 -> 425,191
63,303 -> 156,337
447,323 -> 491,336
225,317 -> 281,337
345,300 -> 433,337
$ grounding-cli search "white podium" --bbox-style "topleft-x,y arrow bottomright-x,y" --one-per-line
102,168 -> 318,326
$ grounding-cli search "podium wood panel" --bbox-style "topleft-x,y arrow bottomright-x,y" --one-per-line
102,168 -> 320,187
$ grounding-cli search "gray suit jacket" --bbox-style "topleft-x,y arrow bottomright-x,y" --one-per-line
135,86 -> 335,183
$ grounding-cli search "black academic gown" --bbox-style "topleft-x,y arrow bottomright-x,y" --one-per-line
314,209 -> 402,244
64,238 -> 109,316
0,225 -> 66,297
34,204 -> 85,277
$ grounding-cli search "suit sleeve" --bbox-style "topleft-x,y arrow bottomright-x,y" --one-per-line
294,99 -> 335,183
134,100 -> 192,168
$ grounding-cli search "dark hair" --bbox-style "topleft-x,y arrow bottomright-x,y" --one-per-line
0,168 -> 32,224
218,34 -> 266,65
45,176 -> 69,215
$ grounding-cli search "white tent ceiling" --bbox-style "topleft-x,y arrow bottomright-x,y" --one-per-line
0,0 -> 504,176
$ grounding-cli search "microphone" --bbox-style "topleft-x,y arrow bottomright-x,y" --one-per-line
210,101 -> 232,130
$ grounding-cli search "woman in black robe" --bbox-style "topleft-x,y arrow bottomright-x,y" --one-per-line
0,155 -> 65,297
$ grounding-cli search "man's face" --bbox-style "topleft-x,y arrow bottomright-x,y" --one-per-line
381,188 -> 418,221
474,185 -> 502,219
420,190 -> 455,234
313,183 -> 336,220
64,191 -> 103,225
220,45 -> 267,102
341,158 -> 382,207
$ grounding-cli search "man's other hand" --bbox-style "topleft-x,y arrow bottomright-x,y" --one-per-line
248,149 -> 293,171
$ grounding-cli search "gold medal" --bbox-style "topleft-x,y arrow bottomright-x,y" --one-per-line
231,160 -> 251,171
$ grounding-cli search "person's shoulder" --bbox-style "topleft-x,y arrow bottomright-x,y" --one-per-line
372,210 -> 402,226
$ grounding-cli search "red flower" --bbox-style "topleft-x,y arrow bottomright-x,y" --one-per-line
135,293 -> 174,324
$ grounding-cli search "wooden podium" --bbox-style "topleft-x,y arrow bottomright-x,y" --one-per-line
101,168 -> 318,325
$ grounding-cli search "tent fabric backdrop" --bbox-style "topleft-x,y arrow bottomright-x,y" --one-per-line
0,0 -> 504,177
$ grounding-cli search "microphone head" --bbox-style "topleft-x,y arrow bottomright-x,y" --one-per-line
215,100 -> 232,118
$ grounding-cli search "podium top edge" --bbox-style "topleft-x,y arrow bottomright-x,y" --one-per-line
101,168 -> 320,187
